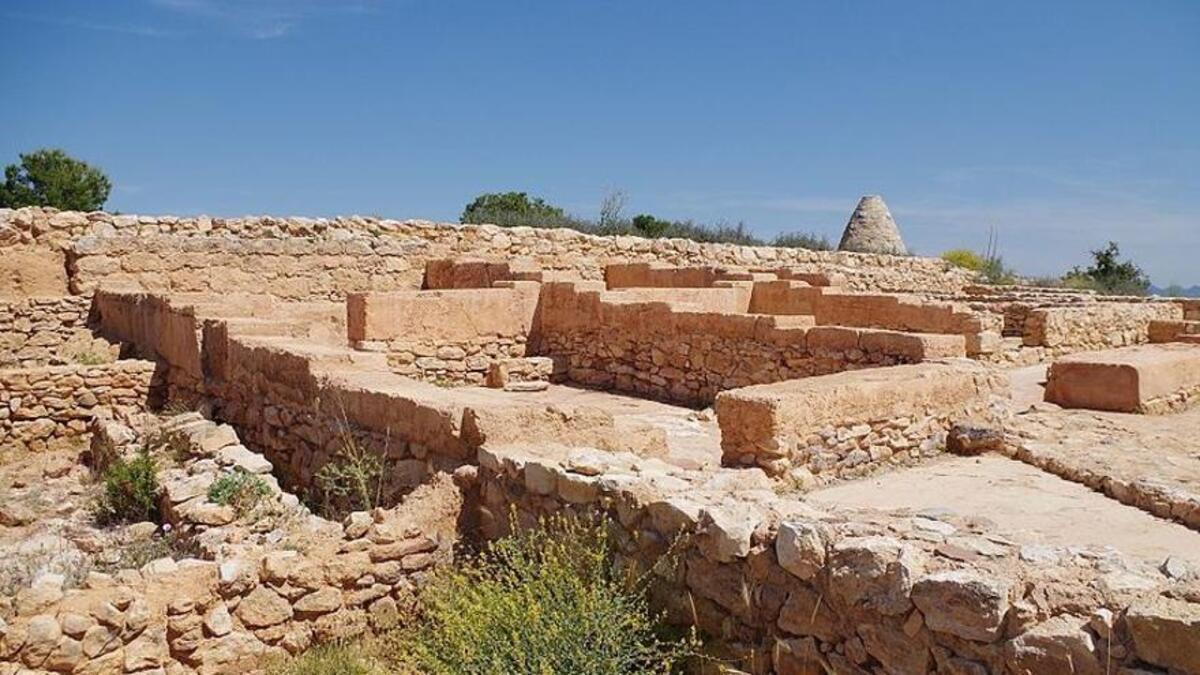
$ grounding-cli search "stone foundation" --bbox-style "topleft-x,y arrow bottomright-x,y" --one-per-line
1023,303 -> 1183,354
0,360 -> 160,454
474,443 -> 1189,675
1044,344 -> 1200,413
536,282 -> 966,406
0,296 -> 114,369
714,360 -> 1006,475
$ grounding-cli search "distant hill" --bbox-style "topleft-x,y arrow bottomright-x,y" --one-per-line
1150,284 -> 1200,298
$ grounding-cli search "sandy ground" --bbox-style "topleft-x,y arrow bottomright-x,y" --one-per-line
1006,364 -> 1200,496
808,454 -> 1200,565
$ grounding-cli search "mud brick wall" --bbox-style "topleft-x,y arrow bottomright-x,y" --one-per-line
1023,303 -> 1183,354
535,283 -> 965,406
3,207 -> 975,297
0,360 -> 159,453
475,445 -> 1195,675
714,360 -> 1007,476
0,296 -> 117,368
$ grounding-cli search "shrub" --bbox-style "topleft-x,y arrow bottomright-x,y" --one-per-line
941,248 -> 986,271
461,191 -> 566,226
93,446 -> 160,525
403,514 -> 695,674
1063,241 -> 1150,296
772,231 -> 832,250
207,469 -> 272,516
311,435 -> 384,519
95,529 -> 201,573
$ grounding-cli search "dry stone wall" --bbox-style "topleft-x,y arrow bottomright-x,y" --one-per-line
1,207 -> 974,297
1023,303 -> 1183,354
0,415 -> 463,675
536,283 -> 966,406
0,360 -> 160,453
0,296 -> 116,369
475,443 -> 1195,675
715,360 -> 1007,477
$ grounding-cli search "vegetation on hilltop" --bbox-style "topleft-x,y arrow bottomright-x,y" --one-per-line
0,148 -> 111,211
942,226 -> 1156,296
461,190 -> 832,250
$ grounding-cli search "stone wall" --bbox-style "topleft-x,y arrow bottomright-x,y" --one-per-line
1023,303 -> 1184,354
749,281 -> 1003,356
0,360 -> 160,453
475,443 -> 1194,675
347,284 -> 540,385
0,415 -> 464,675
90,290 -> 671,493
715,360 -> 1007,476
535,282 -> 966,406
1,207 -> 975,297
67,235 -> 427,300
0,296 -> 117,369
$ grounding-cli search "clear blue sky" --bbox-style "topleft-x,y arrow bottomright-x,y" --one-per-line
3,1 -> 1197,285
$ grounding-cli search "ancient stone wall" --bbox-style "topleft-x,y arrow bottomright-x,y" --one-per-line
0,415 -> 463,675
0,296 -> 116,369
475,443 -> 1191,675
1023,303 -> 1183,354
714,360 -> 1007,476
749,281 -> 1002,356
348,284 -> 540,385
535,282 -> 965,406
2,207 -> 975,297
0,360 -> 160,453
67,235 -> 426,300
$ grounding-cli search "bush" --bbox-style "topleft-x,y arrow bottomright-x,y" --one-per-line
403,514 -> 694,674
311,435 -> 384,519
207,469 -> 272,516
461,191 -> 566,227
772,231 -> 832,251
0,148 -> 111,211
941,249 -> 986,271
93,446 -> 160,525
95,529 -> 201,573
1063,241 -> 1150,296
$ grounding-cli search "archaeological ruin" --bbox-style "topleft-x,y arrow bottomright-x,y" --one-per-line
2,204 -> 1199,674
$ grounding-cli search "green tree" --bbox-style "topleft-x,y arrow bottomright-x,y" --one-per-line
460,191 -> 565,226
1064,241 -> 1150,296
630,213 -> 670,237
0,148 -> 111,211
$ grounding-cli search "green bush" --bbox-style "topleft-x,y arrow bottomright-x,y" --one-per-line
403,514 -> 694,674
311,435 -> 384,519
1063,241 -> 1150,296
772,231 -> 832,251
941,249 -> 986,271
93,446 -> 160,525
207,469 -> 272,516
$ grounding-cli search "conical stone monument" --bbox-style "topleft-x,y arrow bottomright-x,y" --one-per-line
837,195 -> 907,255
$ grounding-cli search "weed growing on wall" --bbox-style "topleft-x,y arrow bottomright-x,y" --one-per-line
207,469 -> 272,516
92,446 -> 160,525
311,434 -> 384,519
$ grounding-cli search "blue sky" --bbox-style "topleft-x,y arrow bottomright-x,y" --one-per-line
2,1 -> 1197,285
